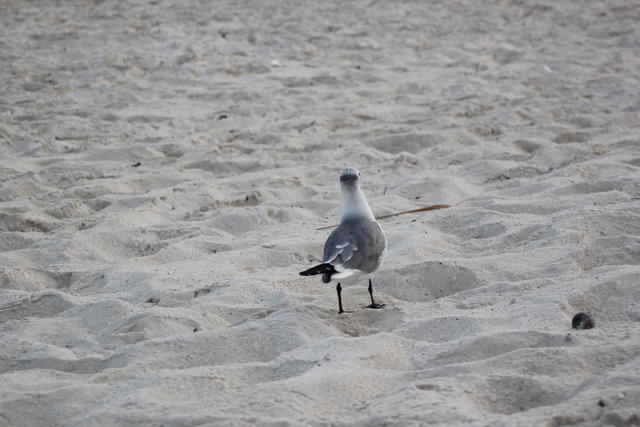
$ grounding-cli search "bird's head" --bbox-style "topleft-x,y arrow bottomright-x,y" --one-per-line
340,168 -> 360,187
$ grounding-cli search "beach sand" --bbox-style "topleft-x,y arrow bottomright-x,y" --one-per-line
1,0 -> 640,425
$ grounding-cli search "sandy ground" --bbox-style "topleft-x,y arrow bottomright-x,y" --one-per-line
1,0 -> 640,425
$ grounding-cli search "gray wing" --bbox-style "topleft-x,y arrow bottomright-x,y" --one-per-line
322,219 -> 386,273
323,225 -> 357,264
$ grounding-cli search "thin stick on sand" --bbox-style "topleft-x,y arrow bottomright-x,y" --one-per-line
316,204 -> 451,230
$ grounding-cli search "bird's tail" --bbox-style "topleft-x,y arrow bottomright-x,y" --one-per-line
299,263 -> 337,283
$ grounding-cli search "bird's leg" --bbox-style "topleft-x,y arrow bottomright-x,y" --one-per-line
366,278 -> 385,309
336,282 -> 344,314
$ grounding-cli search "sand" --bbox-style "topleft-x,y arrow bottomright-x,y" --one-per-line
1,0 -> 640,425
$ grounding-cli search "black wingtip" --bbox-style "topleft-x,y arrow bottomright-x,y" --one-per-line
300,264 -> 328,276
299,263 -> 337,281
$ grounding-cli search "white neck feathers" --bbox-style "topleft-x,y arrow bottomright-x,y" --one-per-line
341,185 -> 375,221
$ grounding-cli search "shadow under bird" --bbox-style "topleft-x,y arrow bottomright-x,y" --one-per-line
300,168 -> 387,313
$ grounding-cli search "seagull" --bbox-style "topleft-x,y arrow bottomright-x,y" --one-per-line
300,168 -> 387,313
